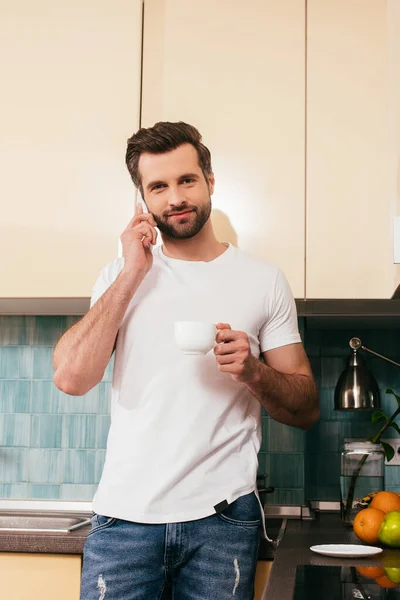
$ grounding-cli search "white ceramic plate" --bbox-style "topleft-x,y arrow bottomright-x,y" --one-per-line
310,544 -> 383,558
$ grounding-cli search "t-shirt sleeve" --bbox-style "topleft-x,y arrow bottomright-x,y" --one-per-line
90,258 -> 125,309
259,268 -> 301,353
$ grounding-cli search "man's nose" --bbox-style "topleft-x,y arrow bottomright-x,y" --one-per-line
167,187 -> 186,208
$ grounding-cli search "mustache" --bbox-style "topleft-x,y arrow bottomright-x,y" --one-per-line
164,205 -> 197,218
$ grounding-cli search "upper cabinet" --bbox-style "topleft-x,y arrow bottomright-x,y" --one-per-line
0,0 -> 142,298
306,0 -> 400,298
142,0 -> 306,298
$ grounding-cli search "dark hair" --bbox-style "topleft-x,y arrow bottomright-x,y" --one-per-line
125,121 -> 213,196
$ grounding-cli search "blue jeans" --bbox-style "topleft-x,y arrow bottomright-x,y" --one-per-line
80,491 -> 261,600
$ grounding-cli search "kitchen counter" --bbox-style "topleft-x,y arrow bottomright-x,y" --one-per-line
263,512 -> 400,600
0,525 -> 89,554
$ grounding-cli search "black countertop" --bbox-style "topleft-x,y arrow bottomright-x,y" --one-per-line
263,512 -> 400,600
2,510 -> 400,600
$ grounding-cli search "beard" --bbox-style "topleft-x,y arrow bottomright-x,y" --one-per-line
151,198 -> 212,240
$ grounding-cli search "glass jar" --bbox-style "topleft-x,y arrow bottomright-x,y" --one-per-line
340,440 -> 385,526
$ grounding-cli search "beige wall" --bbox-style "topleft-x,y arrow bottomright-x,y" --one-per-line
0,0 -> 142,297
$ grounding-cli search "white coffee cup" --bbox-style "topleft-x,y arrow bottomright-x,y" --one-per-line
174,321 -> 217,355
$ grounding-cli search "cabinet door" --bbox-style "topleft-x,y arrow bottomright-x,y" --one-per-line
142,0 -> 306,297
0,553 -> 81,600
306,0 -> 400,298
254,560 -> 273,600
0,0 -> 142,297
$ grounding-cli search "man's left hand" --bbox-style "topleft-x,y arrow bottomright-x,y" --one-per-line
214,323 -> 259,383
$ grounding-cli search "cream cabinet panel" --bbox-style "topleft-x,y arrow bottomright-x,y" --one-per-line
142,0 -> 306,297
0,0 -> 142,297
0,553 -> 81,600
306,0 -> 400,298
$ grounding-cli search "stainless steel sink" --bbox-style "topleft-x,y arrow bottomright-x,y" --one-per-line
0,511 -> 92,534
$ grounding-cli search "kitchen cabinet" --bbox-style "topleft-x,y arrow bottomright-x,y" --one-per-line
141,0 -> 306,298
254,560 -> 273,600
306,0 -> 400,298
0,0 -> 142,298
0,553 -> 81,600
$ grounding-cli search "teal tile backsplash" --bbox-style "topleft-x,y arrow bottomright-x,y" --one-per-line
305,321 -> 400,502
1,315 -> 399,504
0,316 -> 110,501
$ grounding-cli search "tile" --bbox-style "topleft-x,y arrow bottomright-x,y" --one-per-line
0,414 -> 30,447
66,316 -> 82,328
298,318 -> 305,342
257,453 -> 269,479
268,453 -> 304,489
63,450 -> 96,484
96,416 -> 111,449
307,421 -> 351,454
102,356 -> 115,382
260,418 -> 268,453
0,316 -> 34,345
0,449 -> 28,482
264,488 -> 305,505
379,389 -> 400,418
63,385 -> 108,415
0,381 -> 30,413
321,331 -> 354,358
308,357 -> 321,386
384,466 -> 400,488
63,415 -> 96,449
304,329 -> 321,357
0,347 -> 32,379
321,357 -> 346,389
334,406 -> 365,422
318,389 -> 336,421
30,415 -> 62,448
97,383 -> 111,414
31,380 -> 65,413
268,420 -> 305,452
28,449 -> 62,483
28,484 -> 60,499
60,484 -> 96,501
306,453 -> 340,488
32,347 -> 54,379
0,483 -> 28,498
32,317 -> 67,346
307,484 -> 339,501
350,419 -> 377,440
95,451 -> 106,482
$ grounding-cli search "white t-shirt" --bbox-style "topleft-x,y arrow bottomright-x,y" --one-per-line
90,243 -> 301,524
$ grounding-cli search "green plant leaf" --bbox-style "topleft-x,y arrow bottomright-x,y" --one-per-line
387,388 -> 400,407
381,441 -> 395,462
388,422 -> 400,436
372,411 -> 388,424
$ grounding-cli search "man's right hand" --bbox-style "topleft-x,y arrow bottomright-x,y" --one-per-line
120,203 -> 158,279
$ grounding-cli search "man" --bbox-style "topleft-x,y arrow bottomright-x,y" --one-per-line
53,121 -> 319,600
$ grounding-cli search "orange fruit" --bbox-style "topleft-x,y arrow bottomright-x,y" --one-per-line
370,491 -> 400,514
375,575 -> 399,588
353,507 -> 385,544
356,566 -> 385,579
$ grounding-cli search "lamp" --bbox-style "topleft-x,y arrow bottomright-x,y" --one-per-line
334,337 -> 400,411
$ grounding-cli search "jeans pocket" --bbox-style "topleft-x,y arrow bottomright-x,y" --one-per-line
88,513 -> 117,536
216,491 -> 262,528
